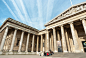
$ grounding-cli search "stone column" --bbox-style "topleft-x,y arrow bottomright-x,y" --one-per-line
25,33 -> 30,52
53,27 -> 57,52
0,26 -> 9,51
57,31 -> 60,41
81,19 -> 86,34
51,33 -> 54,51
57,31 -> 60,52
69,22 -> 81,52
50,37 -> 51,50
61,25 -> 67,52
40,34 -> 43,52
65,30 -> 71,52
75,28 -> 84,52
18,31 -> 24,52
31,35 -> 35,52
45,29 -> 49,52
36,36 -> 39,53
9,29 -> 17,52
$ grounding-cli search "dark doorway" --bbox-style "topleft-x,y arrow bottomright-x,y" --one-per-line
82,41 -> 86,52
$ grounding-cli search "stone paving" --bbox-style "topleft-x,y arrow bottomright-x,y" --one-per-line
0,53 -> 86,58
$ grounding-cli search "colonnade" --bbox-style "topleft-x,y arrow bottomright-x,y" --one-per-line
45,18 -> 86,53
0,18 -> 86,53
0,27 -> 41,53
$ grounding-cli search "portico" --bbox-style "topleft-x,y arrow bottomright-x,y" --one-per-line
0,2 -> 86,55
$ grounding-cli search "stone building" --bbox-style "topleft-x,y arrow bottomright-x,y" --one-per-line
0,2 -> 86,54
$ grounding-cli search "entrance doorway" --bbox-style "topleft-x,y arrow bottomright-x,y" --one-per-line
82,41 -> 86,52
57,41 -> 62,52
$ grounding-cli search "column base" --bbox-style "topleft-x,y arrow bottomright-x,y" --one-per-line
54,50 -> 58,52
74,50 -> 83,53
9,50 -> 13,52
81,49 -> 84,52
63,50 -> 68,53
31,51 -> 33,52
18,50 -> 21,52
25,51 -> 28,53
36,52 -> 39,54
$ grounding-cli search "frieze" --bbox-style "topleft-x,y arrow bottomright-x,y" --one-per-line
45,2 -> 86,26
7,18 -> 39,32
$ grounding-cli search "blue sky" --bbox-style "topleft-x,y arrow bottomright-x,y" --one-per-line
0,0 -> 86,30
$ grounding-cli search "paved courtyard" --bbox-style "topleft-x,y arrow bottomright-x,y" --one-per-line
0,53 -> 86,58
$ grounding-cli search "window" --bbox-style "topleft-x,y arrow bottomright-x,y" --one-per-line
16,40 -> 20,46
43,43 -> 44,47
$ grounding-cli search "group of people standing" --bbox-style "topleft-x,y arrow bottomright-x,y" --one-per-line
39,50 -> 54,56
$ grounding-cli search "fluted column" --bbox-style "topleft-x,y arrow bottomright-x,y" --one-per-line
50,37 -> 51,50
81,19 -> 86,34
61,25 -> 67,52
40,34 -> 43,52
57,31 -> 60,41
0,26 -> 9,51
36,36 -> 39,53
53,27 -> 57,52
25,33 -> 30,52
10,29 -> 17,52
51,33 -> 54,51
31,35 -> 35,52
57,31 -> 60,52
45,29 -> 49,52
65,30 -> 71,52
69,22 -> 81,52
18,31 -> 24,52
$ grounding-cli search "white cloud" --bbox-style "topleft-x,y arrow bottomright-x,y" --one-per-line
46,0 -> 54,23
19,0 -> 31,23
37,0 -> 44,29
11,0 -> 26,23
2,0 -> 18,21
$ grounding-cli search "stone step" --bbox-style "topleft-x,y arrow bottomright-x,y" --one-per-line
51,53 -> 86,57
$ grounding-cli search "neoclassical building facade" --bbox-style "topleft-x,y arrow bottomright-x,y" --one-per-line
0,2 -> 86,54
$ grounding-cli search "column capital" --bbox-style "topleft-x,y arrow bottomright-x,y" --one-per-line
6,25 -> 10,28
52,27 -> 55,29
59,25 -> 64,27
80,18 -> 84,20
46,29 -> 49,33
22,30 -> 25,32
41,34 -> 43,36
46,29 -> 49,31
68,22 -> 73,24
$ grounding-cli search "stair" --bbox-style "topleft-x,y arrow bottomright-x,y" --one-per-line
51,52 -> 86,57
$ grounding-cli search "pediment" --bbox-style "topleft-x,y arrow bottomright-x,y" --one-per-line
45,2 -> 86,26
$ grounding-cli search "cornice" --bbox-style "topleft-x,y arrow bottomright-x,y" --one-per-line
45,2 -> 86,26
0,18 -> 39,32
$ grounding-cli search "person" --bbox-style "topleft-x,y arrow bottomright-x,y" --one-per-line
49,50 -> 52,55
49,50 -> 54,55
46,52 -> 49,56
44,51 -> 46,56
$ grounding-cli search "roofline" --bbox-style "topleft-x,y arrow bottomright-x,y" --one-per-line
39,29 -> 46,32
0,18 -> 39,32
44,1 -> 86,26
